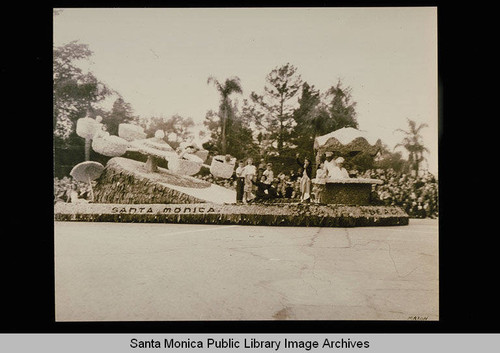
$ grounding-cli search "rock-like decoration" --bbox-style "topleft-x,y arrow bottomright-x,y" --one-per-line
194,150 -> 209,163
166,153 -> 204,176
118,123 -> 147,142
166,141 -> 204,176
210,155 -> 236,179
91,157 -> 236,204
92,135 -> 129,157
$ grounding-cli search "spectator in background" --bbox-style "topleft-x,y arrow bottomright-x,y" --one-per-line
284,174 -> 294,198
293,167 -> 302,199
68,183 -> 89,204
263,163 -> 274,185
269,179 -> 280,199
257,158 -> 266,181
252,175 -> 271,202
54,176 -> 92,204
361,168 -> 438,218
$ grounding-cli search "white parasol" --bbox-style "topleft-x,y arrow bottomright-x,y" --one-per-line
69,161 -> 105,201
129,130 -> 177,172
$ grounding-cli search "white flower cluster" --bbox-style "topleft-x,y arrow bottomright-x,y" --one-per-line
54,115 -> 73,140
154,130 -> 165,139
76,117 -> 102,139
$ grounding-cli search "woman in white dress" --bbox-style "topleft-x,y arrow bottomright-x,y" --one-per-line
296,153 -> 313,203
328,157 -> 350,179
242,158 -> 257,203
323,152 -> 338,179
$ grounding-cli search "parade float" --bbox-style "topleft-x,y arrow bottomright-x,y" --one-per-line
54,122 -> 408,227
312,127 -> 384,206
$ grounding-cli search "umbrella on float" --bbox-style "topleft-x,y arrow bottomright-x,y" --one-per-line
92,133 -> 129,157
128,130 -> 178,172
69,161 -> 105,201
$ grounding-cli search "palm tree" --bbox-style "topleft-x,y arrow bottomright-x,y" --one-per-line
207,76 -> 243,155
394,118 -> 429,176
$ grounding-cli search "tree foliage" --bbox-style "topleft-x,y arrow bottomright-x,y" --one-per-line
53,40 -> 111,141
290,82 -> 323,157
291,80 -> 359,159
372,143 -> 408,172
139,114 -> 195,149
102,97 -> 135,135
204,102 -> 259,160
395,118 -> 429,175
207,76 -> 243,155
249,63 -> 303,155
324,80 -> 359,131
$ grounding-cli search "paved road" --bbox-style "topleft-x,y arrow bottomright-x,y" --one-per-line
54,219 -> 438,321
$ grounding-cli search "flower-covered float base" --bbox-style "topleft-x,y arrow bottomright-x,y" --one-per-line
317,178 -> 384,206
92,157 -> 236,204
54,202 -> 409,227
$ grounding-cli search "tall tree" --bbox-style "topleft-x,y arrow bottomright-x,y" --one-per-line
374,144 -> 408,172
224,101 -> 260,159
204,102 -> 259,160
395,118 -> 429,176
53,40 -> 111,141
250,63 -> 303,155
291,80 -> 359,158
291,82 -> 323,156
207,76 -> 243,155
102,97 -> 135,136
203,109 -> 221,152
324,79 -> 358,131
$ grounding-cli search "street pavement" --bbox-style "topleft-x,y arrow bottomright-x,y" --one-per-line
54,219 -> 438,321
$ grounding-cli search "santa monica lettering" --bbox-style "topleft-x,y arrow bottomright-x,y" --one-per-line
130,338 -> 162,348
111,206 -> 218,214
164,338 -> 204,348
129,338 -> 204,349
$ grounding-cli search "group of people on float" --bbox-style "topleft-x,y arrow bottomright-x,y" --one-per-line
298,151 -> 351,204
234,151 -> 351,204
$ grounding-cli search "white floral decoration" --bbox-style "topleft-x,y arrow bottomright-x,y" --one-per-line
92,135 -> 129,157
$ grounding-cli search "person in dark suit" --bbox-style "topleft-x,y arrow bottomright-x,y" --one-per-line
252,175 -> 271,202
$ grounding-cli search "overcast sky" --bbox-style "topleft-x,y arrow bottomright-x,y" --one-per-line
53,7 -> 438,174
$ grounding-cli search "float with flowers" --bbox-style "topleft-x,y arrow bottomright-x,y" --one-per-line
312,127 -> 394,206
55,121 -> 408,227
